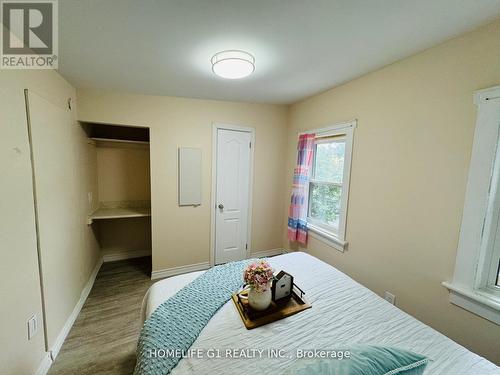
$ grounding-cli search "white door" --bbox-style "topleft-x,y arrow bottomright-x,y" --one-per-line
215,128 -> 252,264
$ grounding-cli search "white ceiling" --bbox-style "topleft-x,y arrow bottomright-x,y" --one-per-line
59,1 -> 500,104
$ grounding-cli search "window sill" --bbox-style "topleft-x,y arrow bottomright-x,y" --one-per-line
308,224 -> 347,252
442,281 -> 500,325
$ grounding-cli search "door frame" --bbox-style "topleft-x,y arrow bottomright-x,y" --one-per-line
210,123 -> 255,266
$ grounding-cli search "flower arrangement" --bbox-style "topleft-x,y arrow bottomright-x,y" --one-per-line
243,260 -> 274,292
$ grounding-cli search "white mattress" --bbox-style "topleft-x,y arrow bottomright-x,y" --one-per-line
143,252 -> 500,374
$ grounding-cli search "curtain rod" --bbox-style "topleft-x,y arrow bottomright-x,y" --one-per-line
298,119 -> 357,136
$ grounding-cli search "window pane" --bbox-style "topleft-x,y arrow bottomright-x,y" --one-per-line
309,183 -> 341,229
496,259 -> 500,286
314,140 -> 345,183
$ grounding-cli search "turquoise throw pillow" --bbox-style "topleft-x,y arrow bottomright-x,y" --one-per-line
285,346 -> 430,375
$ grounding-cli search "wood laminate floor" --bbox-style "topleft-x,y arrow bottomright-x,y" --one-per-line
48,257 -> 154,375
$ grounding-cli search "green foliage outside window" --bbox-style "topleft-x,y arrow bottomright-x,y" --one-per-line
309,139 -> 345,229
310,184 -> 341,227
314,141 -> 345,183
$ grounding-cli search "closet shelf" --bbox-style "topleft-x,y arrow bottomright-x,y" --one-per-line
90,137 -> 149,145
87,206 -> 151,224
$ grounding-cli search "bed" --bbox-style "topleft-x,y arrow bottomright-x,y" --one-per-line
141,252 -> 500,374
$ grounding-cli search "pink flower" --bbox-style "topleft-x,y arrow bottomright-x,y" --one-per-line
243,261 -> 274,292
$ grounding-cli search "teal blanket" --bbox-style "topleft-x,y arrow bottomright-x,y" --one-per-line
134,259 -> 254,375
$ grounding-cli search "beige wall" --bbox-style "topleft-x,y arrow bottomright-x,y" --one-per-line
94,141 -> 152,258
27,90 -> 101,348
0,70 -> 99,374
96,142 -> 151,203
3,17 -> 499,374
284,19 -> 500,364
98,218 -> 152,258
77,91 -> 288,272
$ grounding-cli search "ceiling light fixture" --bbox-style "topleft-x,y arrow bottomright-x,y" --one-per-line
211,50 -> 255,79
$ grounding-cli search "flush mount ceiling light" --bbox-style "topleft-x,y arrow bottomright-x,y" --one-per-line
211,50 -> 255,79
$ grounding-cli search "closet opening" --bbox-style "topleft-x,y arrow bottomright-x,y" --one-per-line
81,122 -> 152,273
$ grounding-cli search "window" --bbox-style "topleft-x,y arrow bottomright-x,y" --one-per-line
476,169 -> 500,296
443,85 -> 500,325
309,137 -> 345,232
306,121 -> 355,251
487,209 -> 500,293
496,259 -> 500,286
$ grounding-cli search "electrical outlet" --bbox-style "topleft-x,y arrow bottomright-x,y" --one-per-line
87,192 -> 93,205
384,291 -> 396,305
27,315 -> 38,340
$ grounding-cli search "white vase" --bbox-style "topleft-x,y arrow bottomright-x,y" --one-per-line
248,285 -> 272,311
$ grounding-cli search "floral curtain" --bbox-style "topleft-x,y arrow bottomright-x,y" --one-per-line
287,133 -> 315,244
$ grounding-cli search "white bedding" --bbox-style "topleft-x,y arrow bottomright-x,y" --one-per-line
142,252 -> 500,374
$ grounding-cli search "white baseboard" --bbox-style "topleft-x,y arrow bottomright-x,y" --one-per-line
151,261 -> 210,280
103,249 -> 151,262
34,352 -> 52,375
251,248 -> 286,258
49,256 -> 103,360
150,249 -> 286,281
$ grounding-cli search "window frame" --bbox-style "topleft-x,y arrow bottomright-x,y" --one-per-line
303,120 -> 356,252
443,85 -> 500,325
308,136 -> 345,235
475,141 -> 500,296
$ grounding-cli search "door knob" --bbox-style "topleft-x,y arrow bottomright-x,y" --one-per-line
218,204 -> 224,209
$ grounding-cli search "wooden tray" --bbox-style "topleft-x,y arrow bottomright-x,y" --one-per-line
232,288 -> 311,329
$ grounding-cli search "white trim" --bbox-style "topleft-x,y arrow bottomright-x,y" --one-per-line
251,248 -> 286,258
443,85 -> 500,325
151,261 -> 211,280
210,123 -> 255,266
473,84 -> 500,105
442,282 -> 500,325
102,249 -> 151,263
50,256 -> 103,360
340,122 -> 355,241
303,119 -> 356,247
34,352 -> 52,375
299,119 -> 357,136
151,251 -> 285,281
210,126 -> 217,266
308,224 -> 348,252
213,122 -> 256,133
